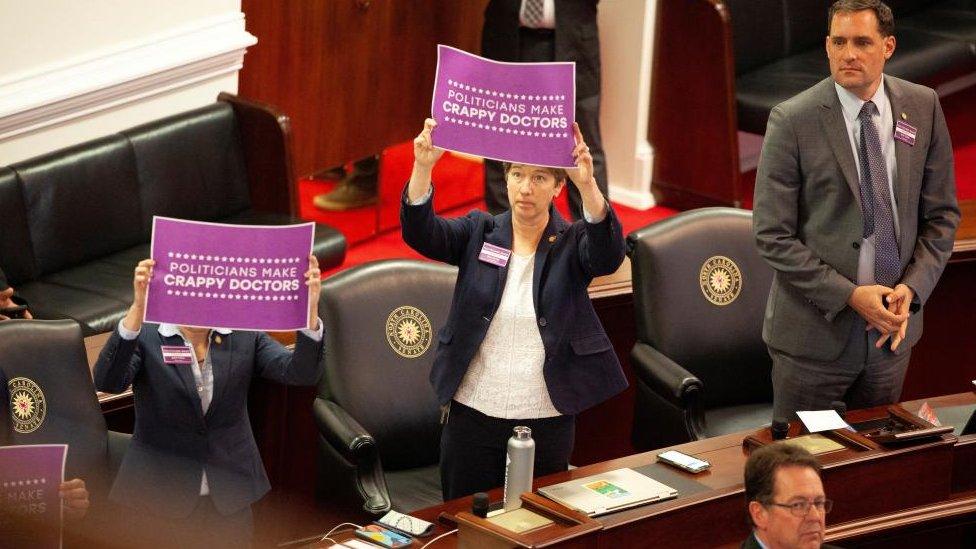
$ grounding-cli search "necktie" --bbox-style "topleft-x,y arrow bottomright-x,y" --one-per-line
857,101 -> 900,287
522,0 -> 544,27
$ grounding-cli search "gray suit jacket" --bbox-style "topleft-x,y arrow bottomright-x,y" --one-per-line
753,76 -> 959,361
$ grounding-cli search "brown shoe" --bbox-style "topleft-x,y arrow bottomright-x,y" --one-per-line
313,181 -> 378,211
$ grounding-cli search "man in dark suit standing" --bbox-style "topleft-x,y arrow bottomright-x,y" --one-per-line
481,0 -> 606,221
743,443 -> 839,549
753,0 -> 960,420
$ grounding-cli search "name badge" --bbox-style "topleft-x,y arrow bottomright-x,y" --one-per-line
894,120 -> 917,146
478,242 -> 512,267
161,345 -> 194,365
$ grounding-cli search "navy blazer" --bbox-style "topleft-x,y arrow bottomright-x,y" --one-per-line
401,186 -> 627,415
93,326 -> 323,518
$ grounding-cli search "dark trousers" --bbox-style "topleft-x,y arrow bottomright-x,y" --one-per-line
119,496 -> 253,549
440,400 -> 575,501
771,316 -> 912,421
483,27 -> 608,221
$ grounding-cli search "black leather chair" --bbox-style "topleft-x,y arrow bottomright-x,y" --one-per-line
731,0 -> 976,134
0,319 -> 130,546
0,94 -> 346,336
314,259 -> 457,514
628,208 -> 774,450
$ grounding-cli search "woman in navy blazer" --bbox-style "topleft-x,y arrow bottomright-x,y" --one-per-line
402,119 -> 627,499
94,255 -> 324,548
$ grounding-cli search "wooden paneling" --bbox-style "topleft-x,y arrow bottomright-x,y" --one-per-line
239,0 -> 489,178
649,0 -> 742,209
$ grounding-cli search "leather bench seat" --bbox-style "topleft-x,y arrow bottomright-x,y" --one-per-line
0,97 -> 346,335
732,0 -> 976,134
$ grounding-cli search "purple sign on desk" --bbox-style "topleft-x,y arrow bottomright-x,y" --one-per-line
146,217 -> 314,331
431,45 -> 576,168
0,444 -> 67,549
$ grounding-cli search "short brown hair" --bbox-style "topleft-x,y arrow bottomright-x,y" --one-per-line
828,0 -> 895,37
744,443 -> 822,525
502,162 -> 567,183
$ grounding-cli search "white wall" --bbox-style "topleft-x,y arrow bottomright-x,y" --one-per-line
598,0 -> 657,210
0,0 -> 254,164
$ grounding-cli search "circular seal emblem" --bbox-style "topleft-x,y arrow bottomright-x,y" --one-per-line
386,306 -> 433,358
8,377 -> 46,434
699,255 -> 743,306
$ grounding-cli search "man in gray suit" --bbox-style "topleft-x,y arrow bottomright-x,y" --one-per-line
753,0 -> 959,420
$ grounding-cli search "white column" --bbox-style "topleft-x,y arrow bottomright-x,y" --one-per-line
598,0 -> 657,210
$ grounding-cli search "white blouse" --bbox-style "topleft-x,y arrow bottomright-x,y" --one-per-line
453,252 -> 561,419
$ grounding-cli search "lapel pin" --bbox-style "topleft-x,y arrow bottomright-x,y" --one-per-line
548,235 -> 556,243
900,112 -> 907,120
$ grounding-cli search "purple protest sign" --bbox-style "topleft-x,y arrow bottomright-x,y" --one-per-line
431,44 -> 576,168
146,217 -> 314,332
0,444 -> 67,549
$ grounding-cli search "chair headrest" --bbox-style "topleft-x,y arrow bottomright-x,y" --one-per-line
627,208 -> 774,406
0,320 -> 108,480
318,260 -> 457,469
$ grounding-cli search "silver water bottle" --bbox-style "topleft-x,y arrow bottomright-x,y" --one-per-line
503,426 -> 535,511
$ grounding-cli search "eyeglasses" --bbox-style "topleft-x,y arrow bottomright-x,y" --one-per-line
765,499 -> 833,517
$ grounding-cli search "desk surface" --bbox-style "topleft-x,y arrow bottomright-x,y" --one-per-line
381,392 -> 976,548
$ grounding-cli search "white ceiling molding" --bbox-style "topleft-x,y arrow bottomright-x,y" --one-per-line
0,11 -> 256,141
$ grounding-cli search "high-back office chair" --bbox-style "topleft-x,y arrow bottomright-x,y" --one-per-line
628,208 -> 774,450
0,319 -> 130,543
314,260 -> 457,514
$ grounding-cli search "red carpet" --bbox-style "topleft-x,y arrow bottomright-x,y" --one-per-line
301,145 -> 678,277
305,84 -> 973,277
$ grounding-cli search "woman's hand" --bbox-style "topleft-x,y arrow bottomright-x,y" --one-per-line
60,478 -> 89,520
408,119 -> 446,202
413,118 -> 446,170
122,259 -> 154,332
305,254 -> 321,331
566,123 -> 595,191
565,122 -> 607,220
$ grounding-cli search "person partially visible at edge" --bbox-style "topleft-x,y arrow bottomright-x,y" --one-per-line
743,443 -> 840,549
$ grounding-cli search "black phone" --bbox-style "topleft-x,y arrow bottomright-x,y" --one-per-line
0,305 -> 28,319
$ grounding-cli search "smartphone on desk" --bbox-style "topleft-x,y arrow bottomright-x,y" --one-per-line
353,524 -> 413,548
657,449 -> 711,474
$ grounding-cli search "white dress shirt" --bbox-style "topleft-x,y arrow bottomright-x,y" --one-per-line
454,251 -> 561,418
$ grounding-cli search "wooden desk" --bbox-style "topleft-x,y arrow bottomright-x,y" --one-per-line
385,393 -> 976,548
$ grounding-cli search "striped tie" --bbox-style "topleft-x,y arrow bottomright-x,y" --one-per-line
857,101 -> 901,287
522,0 -> 545,27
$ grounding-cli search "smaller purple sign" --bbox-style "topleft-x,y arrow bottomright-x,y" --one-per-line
146,217 -> 314,332
0,444 -> 67,549
431,44 -> 576,168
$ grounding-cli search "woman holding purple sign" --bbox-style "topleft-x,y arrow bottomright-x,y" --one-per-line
92,255 -> 324,548
402,118 -> 627,500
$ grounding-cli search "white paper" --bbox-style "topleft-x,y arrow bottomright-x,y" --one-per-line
796,410 -> 851,433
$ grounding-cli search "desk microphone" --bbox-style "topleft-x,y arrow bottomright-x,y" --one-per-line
771,418 -> 790,440
472,492 -> 489,518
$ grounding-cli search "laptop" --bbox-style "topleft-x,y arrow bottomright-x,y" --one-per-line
537,468 -> 678,517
